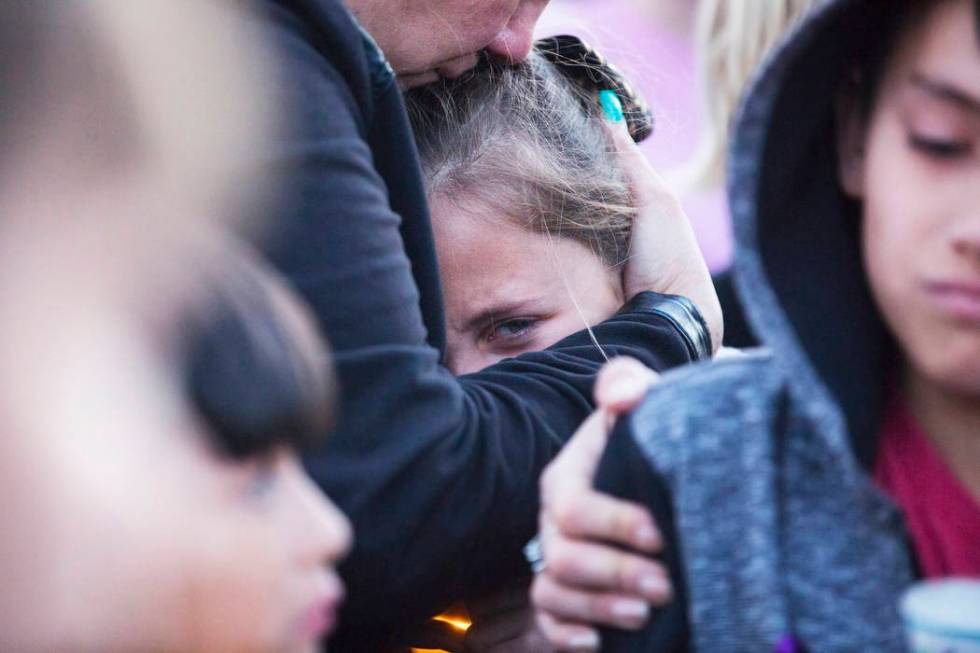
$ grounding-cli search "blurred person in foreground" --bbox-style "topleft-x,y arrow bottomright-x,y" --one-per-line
533,0 -> 980,650
0,2 -> 351,651
249,0 -> 722,647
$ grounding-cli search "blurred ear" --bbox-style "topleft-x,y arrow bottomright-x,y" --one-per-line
835,85 -> 868,199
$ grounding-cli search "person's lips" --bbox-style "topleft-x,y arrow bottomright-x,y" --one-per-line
297,596 -> 339,640
924,280 -> 980,323
297,579 -> 344,641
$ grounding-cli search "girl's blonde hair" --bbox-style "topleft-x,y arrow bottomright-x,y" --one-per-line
406,51 -> 635,269
684,0 -> 815,190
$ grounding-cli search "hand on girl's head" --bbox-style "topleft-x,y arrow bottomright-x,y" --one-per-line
601,112 -> 724,353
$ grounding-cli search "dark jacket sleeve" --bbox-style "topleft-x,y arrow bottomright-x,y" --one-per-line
254,0 -> 708,643
593,414 -> 691,653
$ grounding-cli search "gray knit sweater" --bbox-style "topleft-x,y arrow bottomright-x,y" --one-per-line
632,354 -> 914,651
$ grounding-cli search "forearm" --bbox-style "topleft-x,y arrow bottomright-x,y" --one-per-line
318,305 -> 706,644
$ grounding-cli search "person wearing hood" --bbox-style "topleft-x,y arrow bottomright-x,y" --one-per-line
530,0 -> 980,650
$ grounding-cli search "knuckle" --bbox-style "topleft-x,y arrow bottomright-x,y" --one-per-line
589,594 -> 615,621
535,611 -> 561,642
551,497 -> 583,534
548,548 -> 578,580
615,556 -> 636,591
530,575 -> 554,608
611,506 -> 638,540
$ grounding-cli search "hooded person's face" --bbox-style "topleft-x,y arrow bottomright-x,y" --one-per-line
840,0 -> 980,395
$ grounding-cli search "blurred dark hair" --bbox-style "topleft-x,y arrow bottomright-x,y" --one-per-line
185,251 -> 334,459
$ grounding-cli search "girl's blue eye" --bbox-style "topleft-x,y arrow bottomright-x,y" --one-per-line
486,318 -> 537,344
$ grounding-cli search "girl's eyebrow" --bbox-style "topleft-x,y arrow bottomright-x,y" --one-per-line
909,72 -> 980,116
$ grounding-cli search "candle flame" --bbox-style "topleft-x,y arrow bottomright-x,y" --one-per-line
410,611 -> 472,653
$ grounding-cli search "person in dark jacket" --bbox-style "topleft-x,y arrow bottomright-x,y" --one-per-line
249,0 -> 723,647
532,0 -> 980,651
400,41 -> 718,651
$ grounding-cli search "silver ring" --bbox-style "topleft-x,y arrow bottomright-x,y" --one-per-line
523,535 -> 547,574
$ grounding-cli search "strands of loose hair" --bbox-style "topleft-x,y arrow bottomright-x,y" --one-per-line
407,52 -> 636,270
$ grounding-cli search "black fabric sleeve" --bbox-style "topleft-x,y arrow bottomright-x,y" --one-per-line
253,1 -> 708,644
713,268 -> 758,349
593,413 -> 691,652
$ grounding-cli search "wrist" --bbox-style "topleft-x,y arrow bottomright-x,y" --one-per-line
618,291 -> 714,361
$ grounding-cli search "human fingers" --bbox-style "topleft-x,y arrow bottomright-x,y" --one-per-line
531,572 -> 652,630
539,534 -> 670,602
539,408 -> 611,496
542,485 -> 661,553
539,410 -> 663,554
598,96 -> 677,213
593,356 -> 659,414
600,92 -> 724,351
535,610 -> 600,653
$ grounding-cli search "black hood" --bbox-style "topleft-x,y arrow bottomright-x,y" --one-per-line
728,0 -> 897,464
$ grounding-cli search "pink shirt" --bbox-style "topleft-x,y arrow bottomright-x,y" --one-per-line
874,398 -> 980,578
